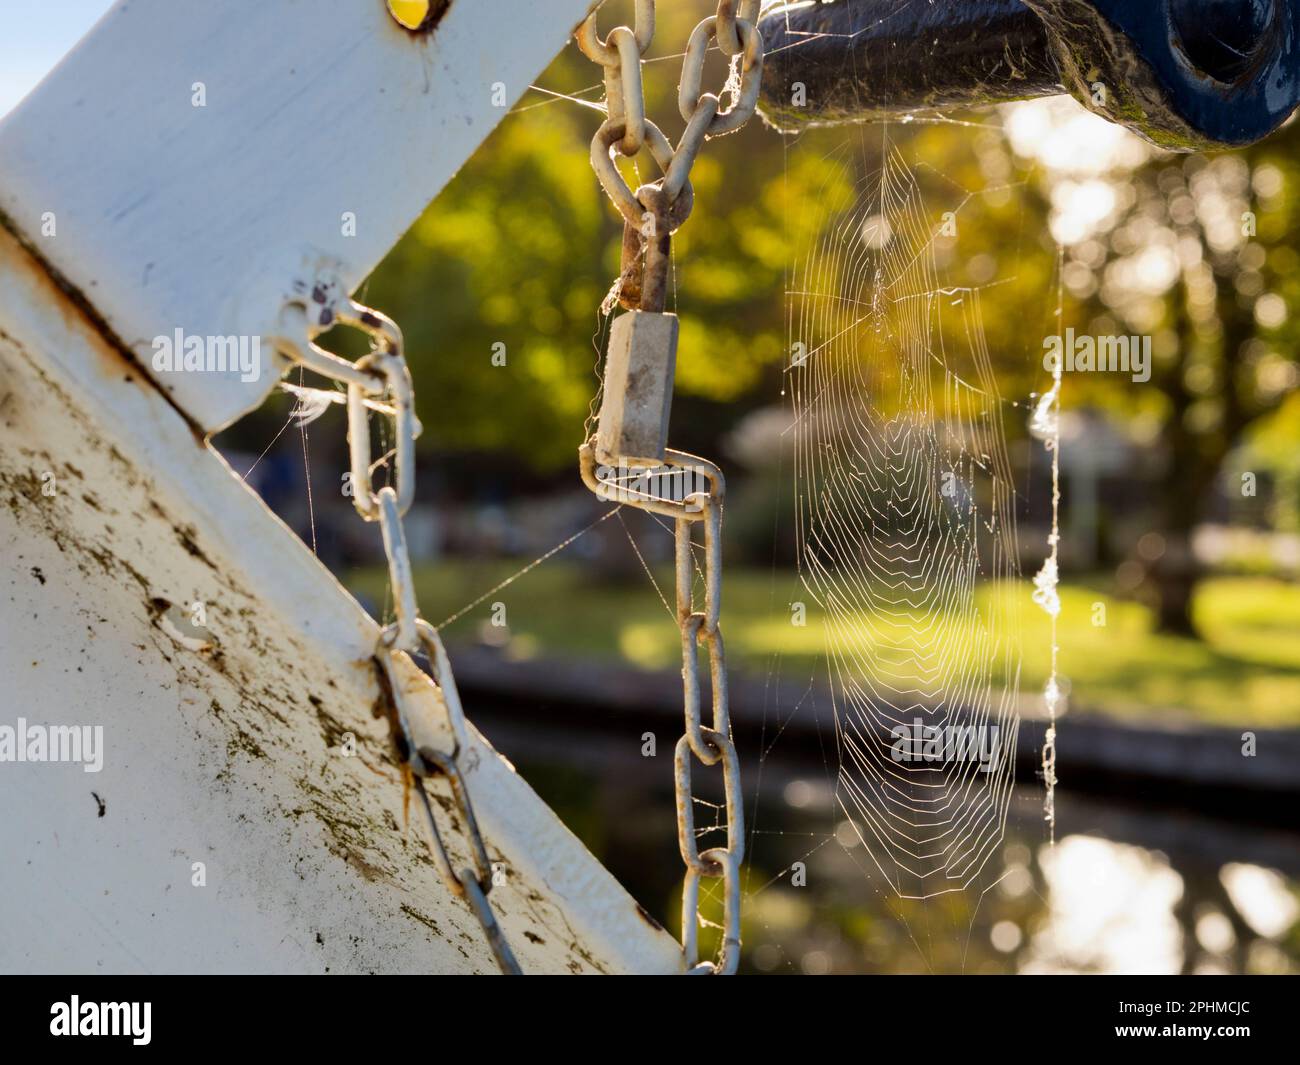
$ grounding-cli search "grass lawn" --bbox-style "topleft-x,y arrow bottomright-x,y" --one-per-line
346,561 -> 1300,728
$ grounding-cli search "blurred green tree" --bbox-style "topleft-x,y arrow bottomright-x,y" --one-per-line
992,100 -> 1300,634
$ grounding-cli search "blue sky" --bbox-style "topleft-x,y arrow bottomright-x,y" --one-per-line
0,0 -> 115,117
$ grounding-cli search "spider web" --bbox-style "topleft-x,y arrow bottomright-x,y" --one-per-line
786,144 -> 1022,900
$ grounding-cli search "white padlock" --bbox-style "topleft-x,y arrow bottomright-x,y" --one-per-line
596,309 -> 678,466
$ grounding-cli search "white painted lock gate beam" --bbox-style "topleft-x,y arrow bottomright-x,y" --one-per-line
0,0 -> 684,974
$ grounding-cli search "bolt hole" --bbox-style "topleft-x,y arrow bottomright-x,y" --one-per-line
1170,0 -> 1274,83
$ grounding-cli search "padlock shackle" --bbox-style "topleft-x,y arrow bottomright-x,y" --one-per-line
638,186 -> 673,314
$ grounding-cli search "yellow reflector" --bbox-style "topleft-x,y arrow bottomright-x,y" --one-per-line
387,0 -> 430,31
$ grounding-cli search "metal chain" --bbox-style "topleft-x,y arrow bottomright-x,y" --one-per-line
278,263 -> 521,975
581,0 -> 763,311
578,1 -> 763,975
578,448 -> 743,974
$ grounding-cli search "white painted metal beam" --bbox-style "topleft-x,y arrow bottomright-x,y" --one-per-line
0,224 -> 680,974
0,0 -> 600,432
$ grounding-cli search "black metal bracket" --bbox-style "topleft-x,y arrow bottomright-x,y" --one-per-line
758,0 -> 1300,149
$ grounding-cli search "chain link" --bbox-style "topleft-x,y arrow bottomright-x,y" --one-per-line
584,0 -> 763,311
715,0 -> 761,57
679,7 -> 764,137
672,478 -> 744,973
278,263 -> 520,975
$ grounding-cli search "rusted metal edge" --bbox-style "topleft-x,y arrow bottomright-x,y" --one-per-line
0,206 -> 205,440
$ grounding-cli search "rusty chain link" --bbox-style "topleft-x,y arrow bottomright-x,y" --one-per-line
578,0 -> 763,974
277,263 -> 521,975
581,0 -> 764,313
